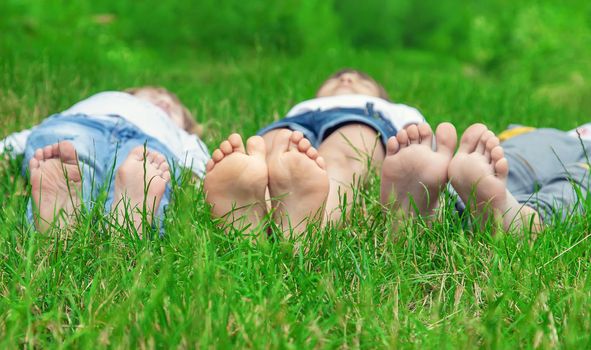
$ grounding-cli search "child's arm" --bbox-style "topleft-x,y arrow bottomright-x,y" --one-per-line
0,128 -> 32,157
0,129 -> 31,188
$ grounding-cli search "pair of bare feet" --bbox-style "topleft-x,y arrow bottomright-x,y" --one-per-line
381,122 -> 540,231
205,122 -> 539,237
29,141 -> 171,235
203,129 -> 330,236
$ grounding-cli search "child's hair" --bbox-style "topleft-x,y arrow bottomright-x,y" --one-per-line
322,68 -> 390,100
125,86 -> 203,136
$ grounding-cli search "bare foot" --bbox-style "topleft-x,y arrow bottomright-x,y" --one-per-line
203,134 -> 268,232
29,141 -> 82,232
112,146 -> 171,235
267,130 -> 329,236
381,123 -> 457,218
448,123 -> 541,231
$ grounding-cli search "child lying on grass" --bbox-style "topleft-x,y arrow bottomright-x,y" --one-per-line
204,68 -> 425,236
381,121 -> 591,233
0,87 -> 209,235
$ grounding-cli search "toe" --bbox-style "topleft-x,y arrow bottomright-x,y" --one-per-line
316,156 -> 326,170
306,147 -> 318,159
219,140 -> 233,155
495,158 -> 509,178
43,145 -> 53,159
476,130 -> 495,154
484,136 -> 500,162
34,148 -> 44,161
458,123 -> 488,153
435,122 -> 457,156
146,150 -> 158,163
297,138 -> 311,153
159,161 -> 170,172
272,129 -> 293,152
162,170 -> 172,182
228,133 -> 246,153
153,152 -> 167,167
396,129 -> 409,148
486,136 -> 500,152
490,145 -> 504,163
246,135 -> 266,157
212,149 -> 224,163
57,141 -> 77,162
290,131 -> 304,144
130,146 -> 147,160
406,125 -> 420,144
147,150 -> 165,166
386,136 -> 399,156
418,123 -> 433,146
206,159 -> 215,172
29,157 -> 40,170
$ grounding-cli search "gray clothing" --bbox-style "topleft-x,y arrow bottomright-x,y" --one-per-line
502,128 -> 591,223
455,128 -> 591,224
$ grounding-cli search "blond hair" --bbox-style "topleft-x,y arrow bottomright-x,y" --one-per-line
125,86 -> 203,136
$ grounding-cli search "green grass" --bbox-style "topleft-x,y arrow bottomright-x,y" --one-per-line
2,1 -> 591,348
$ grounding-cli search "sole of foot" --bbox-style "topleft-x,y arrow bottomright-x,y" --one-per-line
448,123 -> 533,231
29,141 -> 82,233
381,122 -> 457,218
112,146 -> 171,236
203,133 -> 268,233
267,129 -> 329,237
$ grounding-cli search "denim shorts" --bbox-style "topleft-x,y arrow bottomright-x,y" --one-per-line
24,113 -> 179,235
257,106 -> 398,148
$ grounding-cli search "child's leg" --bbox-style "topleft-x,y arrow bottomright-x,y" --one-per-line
448,124 -> 542,232
267,130 -> 329,236
111,146 -> 171,236
316,124 -> 384,222
103,127 -> 189,237
380,123 -> 457,219
203,134 -> 268,233
25,117 -> 114,232
29,141 -> 84,232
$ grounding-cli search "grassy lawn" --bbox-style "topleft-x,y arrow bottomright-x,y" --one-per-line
1,1 -> 591,348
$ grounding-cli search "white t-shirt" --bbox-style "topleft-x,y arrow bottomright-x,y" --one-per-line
286,94 -> 426,130
0,92 -> 209,176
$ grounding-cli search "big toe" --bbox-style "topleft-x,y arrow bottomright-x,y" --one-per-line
435,122 -> 457,156
246,135 -> 266,157
458,123 -> 488,153
129,146 -> 148,160
57,141 -> 78,164
271,129 -> 293,153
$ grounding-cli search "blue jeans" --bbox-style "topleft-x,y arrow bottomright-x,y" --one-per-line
257,106 -> 398,148
24,114 -> 179,234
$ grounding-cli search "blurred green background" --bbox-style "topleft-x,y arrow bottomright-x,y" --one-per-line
2,0 -> 591,145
